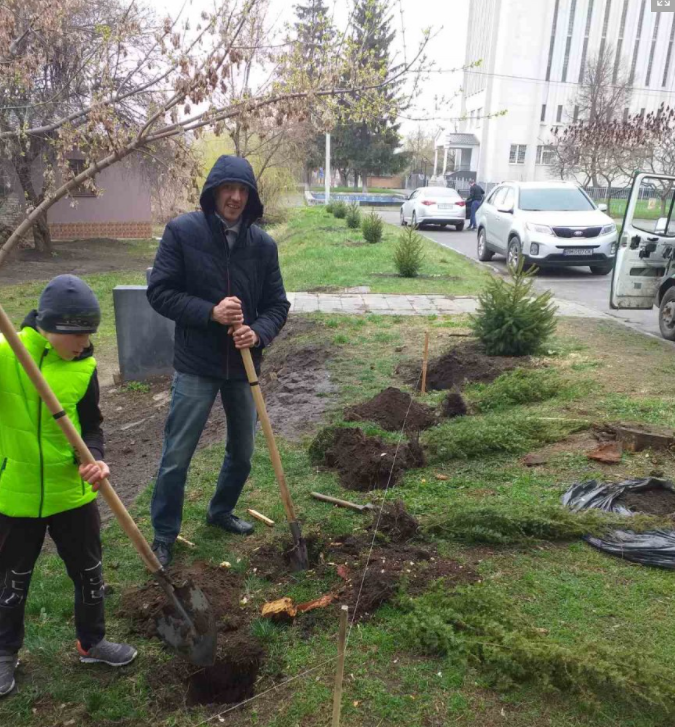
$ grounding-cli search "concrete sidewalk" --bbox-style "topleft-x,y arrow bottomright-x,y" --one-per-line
287,292 -> 609,319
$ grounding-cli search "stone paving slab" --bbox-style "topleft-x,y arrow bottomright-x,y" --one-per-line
288,292 -> 610,319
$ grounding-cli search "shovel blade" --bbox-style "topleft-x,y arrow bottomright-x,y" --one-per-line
156,579 -> 217,667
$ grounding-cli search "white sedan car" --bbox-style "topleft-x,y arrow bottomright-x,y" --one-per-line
400,187 -> 466,231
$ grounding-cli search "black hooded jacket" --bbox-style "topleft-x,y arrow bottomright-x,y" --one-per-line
147,155 -> 290,379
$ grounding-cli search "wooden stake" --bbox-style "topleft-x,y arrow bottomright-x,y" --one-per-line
176,535 -> 196,548
332,605 -> 349,727
421,330 -> 430,395
247,508 -> 275,527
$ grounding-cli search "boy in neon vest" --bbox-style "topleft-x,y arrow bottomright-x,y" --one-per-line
0,275 -> 137,698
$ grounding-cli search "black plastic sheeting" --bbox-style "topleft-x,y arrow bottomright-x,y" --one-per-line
562,478 -> 675,569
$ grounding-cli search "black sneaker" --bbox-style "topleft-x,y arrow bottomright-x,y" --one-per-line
0,655 -> 17,697
206,513 -> 254,536
152,541 -> 173,568
78,639 -> 137,667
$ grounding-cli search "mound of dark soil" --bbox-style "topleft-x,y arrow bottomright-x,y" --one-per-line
441,391 -> 468,418
311,426 -> 426,491
119,561 -> 244,639
400,340 -> 524,392
327,536 -> 479,620
618,488 -> 675,516
374,500 -> 419,542
344,387 -> 436,432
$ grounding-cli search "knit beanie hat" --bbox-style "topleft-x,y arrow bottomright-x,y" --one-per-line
36,275 -> 101,334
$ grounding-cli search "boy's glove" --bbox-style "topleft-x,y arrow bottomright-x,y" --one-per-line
79,461 -> 110,492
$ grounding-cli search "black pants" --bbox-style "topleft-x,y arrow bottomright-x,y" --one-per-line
0,501 -> 105,656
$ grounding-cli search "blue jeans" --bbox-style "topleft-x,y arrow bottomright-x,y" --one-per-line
470,200 -> 481,228
151,372 -> 257,544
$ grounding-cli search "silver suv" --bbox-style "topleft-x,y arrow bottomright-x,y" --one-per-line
475,181 -> 618,275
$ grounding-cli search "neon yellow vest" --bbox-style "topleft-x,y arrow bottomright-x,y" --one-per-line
0,327 -> 98,518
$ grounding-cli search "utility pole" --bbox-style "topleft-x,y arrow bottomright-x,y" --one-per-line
325,132 -> 331,204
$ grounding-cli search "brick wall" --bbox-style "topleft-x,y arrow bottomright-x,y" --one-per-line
366,176 -> 404,189
49,221 -> 153,240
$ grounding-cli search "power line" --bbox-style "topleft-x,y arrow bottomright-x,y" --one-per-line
412,67 -> 675,100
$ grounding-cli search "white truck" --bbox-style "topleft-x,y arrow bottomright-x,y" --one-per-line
610,172 -> 675,341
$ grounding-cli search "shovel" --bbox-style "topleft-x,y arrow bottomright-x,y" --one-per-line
0,304 -> 217,667
237,337 -> 310,571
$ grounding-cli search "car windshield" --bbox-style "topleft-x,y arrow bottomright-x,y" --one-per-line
422,189 -> 459,198
519,187 -> 595,212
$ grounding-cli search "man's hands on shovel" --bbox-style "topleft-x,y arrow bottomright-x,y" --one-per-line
211,296 -> 258,348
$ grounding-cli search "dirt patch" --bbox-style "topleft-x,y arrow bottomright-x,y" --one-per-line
119,561 -> 245,639
617,488 -> 675,516
400,340 -> 526,392
344,387 -> 436,432
327,536 -> 479,620
374,500 -> 419,542
260,340 -> 337,440
248,535 -> 324,582
0,237 -> 156,286
122,561 -> 264,708
441,391 -> 468,418
310,426 -> 425,491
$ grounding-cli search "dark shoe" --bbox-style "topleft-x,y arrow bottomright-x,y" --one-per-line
0,655 -> 17,697
152,540 -> 173,568
78,639 -> 137,667
206,513 -> 254,536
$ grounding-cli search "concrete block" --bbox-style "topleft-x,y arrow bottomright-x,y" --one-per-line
113,285 -> 175,382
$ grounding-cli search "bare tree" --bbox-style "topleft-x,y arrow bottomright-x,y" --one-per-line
551,45 -> 632,193
0,0 -> 429,268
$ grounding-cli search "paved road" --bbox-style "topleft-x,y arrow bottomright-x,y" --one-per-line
378,208 -> 662,339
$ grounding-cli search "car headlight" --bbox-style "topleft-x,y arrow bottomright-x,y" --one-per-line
601,223 -> 617,235
610,242 -> 618,255
526,222 -> 554,235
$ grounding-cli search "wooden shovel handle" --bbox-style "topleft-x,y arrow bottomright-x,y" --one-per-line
238,345 -> 298,523
0,304 -> 162,574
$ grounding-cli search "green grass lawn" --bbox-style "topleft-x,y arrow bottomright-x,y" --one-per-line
4,313 -> 675,726
609,198 -> 671,222
274,206 -> 490,295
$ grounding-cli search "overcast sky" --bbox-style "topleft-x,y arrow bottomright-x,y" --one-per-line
145,0 -> 468,136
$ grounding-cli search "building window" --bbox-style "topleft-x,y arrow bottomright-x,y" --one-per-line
541,104 -> 547,122
630,0 -> 647,86
476,107 -> 483,127
646,12 -> 662,87
546,0 -> 561,82
599,0 -> 613,59
562,0 -> 578,82
557,105 -> 563,123
509,144 -> 527,165
578,0 -> 595,82
614,0 -> 630,83
623,107 -> 630,122
68,159 -> 97,198
536,145 -> 555,165
573,105 -> 580,122
664,16 -> 675,87
640,108 -> 646,117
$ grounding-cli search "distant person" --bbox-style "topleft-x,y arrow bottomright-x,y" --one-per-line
147,155 -> 290,568
467,181 -> 485,231
0,275 -> 137,699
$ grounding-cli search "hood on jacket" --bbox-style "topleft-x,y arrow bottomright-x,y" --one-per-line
22,309 -> 95,361
199,155 -> 264,222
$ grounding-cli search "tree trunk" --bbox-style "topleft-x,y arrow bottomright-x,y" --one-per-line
353,171 -> 360,190
14,157 -> 53,254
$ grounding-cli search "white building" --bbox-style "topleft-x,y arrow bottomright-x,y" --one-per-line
434,0 -> 675,186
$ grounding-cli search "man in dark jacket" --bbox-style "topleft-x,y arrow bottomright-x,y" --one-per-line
147,155 -> 290,567
467,182 -> 485,231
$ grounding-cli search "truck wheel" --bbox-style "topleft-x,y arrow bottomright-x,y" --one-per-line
659,287 -> 675,341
